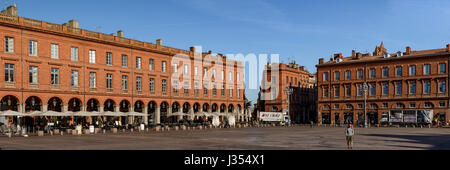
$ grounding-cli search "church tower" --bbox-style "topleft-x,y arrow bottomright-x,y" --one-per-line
373,42 -> 387,56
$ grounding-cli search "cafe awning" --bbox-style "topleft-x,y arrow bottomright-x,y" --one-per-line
213,112 -> 227,116
37,111 -> 74,117
0,110 -> 32,117
169,112 -> 188,117
28,111 -> 43,116
73,111 -> 102,116
126,112 -> 146,117
196,112 -> 215,117
103,111 -> 128,117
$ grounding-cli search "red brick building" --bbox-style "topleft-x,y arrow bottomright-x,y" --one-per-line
258,62 -> 317,123
316,42 -> 450,126
0,5 -> 248,127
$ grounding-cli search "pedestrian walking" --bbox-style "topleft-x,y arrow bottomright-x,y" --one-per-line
345,124 -> 354,149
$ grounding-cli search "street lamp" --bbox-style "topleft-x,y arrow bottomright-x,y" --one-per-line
284,87 -> 293,123
363,82 -> 368,128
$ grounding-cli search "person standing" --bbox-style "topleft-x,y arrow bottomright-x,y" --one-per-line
345,124 -> 354,149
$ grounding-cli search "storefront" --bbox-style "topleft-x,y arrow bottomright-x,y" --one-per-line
334,113 -> 340,125
322,113 -> 331,124
368,112 -> 378,125
344,112 -> 353,124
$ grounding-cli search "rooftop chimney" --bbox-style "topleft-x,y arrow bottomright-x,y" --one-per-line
190,46 -> 196,52
117,30 -> 124,38
352,50 -> 356,57
6,4 -> 17,16
406,46 -> 411,55
447,44 -> 450,52
356,52 -> 362,59
319,58 -> 324,64
68,20 -> 79,29
208,50 -> 212,54
156,39 -> 162,46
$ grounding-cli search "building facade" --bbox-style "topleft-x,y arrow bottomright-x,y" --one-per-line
0,5 -> 248,126
258,62 -> 317,123
316,43 -> 450,126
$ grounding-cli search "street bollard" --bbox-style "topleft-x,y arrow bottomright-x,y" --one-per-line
112,128 -> 118,134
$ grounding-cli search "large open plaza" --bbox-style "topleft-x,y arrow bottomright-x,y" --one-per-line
1,126 -> 449,150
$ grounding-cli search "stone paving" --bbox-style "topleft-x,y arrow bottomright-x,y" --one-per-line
0,126 -> 449,150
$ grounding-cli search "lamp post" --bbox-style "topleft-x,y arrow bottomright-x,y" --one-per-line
363,83 -> 368,128
284,87 -> 293,123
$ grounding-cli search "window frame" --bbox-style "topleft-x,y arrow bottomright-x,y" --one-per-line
29,66 -> 38,84
89,50 -> 96,64
5,36 -> 14,53
89,72 -> 96,88
106,52 -> 112,66
50,68 -> 60,85
4,63 -> 14,83
50,44 -> 59,59
106,73 -> 113,89
29,40 -> 38,56
71,70 -> 79,87
71,47 -> 79,61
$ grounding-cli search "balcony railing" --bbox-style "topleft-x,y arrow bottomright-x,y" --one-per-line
67,27 -> 81,34
0,13 -> 18,22
47,23 -> 62,31
85,30 -> 100,38
23,18 -> 42,27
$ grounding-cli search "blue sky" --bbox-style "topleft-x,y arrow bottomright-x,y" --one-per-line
9,0 -> 450,103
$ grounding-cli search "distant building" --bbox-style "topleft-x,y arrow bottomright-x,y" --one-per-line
316,42 -> 450,126
258,62 -> 317,124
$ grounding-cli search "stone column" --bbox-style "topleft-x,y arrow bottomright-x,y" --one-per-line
331,113 -> 335,125
189,107 -> 194,121
42,104 -> 48,112
114,106 -> 120,112
143,106 -> 148,125
155,106 -> 161,125
63,105 -> 68,112
18,103 -> 23,113
99,106 -> 104,112
208,107 -> 212,121
129,106 -> 134,124
318,111 -> 322,125
256,110 -> 260,122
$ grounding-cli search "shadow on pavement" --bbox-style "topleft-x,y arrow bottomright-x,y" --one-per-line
362,134 -> 450,150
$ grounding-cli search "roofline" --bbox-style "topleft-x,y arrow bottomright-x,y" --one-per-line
316,51 -> 450,68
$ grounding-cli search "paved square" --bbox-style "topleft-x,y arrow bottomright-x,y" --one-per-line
0,126 -> 449,150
